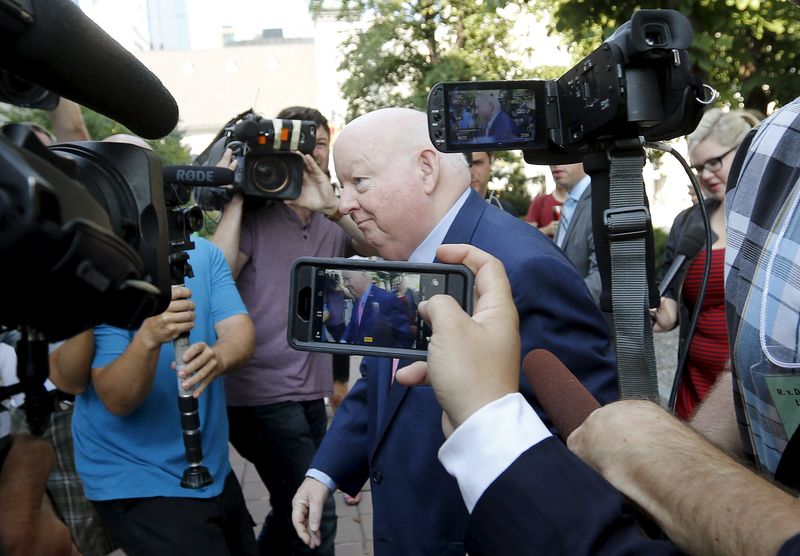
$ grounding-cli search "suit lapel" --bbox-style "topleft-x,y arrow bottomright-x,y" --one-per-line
441,189 -> 487,248
562,185 -> 591,249
371,358 -> 412,459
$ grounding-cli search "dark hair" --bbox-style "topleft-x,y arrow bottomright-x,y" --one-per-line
277,106 -> 330,137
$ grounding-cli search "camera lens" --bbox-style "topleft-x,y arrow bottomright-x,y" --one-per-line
251,156 -> 289,193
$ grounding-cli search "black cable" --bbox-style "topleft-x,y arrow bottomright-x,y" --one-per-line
645,142 -> 713,412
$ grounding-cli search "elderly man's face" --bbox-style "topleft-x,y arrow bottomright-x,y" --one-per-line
474,97 -> 491,124
342,271 -> 370,298
335,133 -> 429,261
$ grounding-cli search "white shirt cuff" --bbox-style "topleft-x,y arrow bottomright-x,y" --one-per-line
438,392 -> 552,513
305,468 -> 336,492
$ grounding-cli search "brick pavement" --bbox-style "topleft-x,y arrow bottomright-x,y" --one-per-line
233,441 -> 374,556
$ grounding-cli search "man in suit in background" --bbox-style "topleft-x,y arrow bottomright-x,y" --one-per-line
466,151 -> 519,216
292,108 -> 617,555
552,162 -> 601,304
340,269 -> 413,348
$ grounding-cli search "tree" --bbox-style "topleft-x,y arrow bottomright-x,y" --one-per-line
316,0 -> 540,119
313,0 -> 561,209
545,0 -> 800,114
0,104 -> 191,165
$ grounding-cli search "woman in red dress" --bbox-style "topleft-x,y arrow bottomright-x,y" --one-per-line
653,108 -> 760,420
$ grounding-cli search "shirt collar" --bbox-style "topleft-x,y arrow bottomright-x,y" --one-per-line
568,175 -> 591,202
409,188 -> 471,263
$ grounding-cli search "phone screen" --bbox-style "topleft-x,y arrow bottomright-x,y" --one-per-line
315,268 -> 449,351
289,259 -> 473,360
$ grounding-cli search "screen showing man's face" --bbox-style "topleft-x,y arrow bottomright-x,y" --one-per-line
446,86 -> 537,147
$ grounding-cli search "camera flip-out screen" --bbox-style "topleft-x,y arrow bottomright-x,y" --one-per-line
443,81 -> 547,151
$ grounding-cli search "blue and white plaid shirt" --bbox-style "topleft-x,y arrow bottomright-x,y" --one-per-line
725,97 -> 800,476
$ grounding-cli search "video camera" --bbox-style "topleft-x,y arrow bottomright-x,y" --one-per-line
427,10 -> 704,163
427,9 -> 711,402
193,110 -> 317,210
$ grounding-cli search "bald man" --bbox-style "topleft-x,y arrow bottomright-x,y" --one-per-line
292,108 -> 617,555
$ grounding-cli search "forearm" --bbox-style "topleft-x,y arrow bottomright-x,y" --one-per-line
211,197 -> 247,276
210,314 -> 255,377
606,430 -> 800,556
690,371 -> 744,459
571,402 -> 800,556
91,333 -> 161,416
48,330 -> 93,395
48,98 -> 90,142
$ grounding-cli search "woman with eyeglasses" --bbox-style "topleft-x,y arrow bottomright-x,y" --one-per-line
653,108 -> 760,420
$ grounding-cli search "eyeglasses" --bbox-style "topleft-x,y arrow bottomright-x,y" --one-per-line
690,146 -> 737,174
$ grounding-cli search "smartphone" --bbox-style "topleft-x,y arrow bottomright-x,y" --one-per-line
288,257 -> 474,361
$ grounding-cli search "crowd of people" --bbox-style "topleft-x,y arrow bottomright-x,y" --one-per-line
3,43 -> 800,556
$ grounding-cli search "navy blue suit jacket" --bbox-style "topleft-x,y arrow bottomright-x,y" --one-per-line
341,285 -> 413,348
466,438 -> 681,555
311,190 -> 618,555
487,110 -> 517,140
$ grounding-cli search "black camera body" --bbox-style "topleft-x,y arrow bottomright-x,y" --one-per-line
195,111 -> 316,210
427,10 -> 701,163
0,126 -> 171,340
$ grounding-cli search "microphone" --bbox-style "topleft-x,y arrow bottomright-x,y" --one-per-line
657,222 -> 706,298
163,166 -> 235,187
523,349 -> 600,439
0,0 -> 179,139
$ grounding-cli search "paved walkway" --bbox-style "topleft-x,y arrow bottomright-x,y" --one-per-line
232,443 -> 375,556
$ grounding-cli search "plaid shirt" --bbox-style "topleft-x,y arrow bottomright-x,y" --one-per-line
725,97 -> 800,476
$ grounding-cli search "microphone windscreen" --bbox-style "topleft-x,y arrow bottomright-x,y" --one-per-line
524,349 -> 601,439
675,219 -> 706,259
0,0 -> 179,139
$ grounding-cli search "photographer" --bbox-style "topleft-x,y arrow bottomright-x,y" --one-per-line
213,106 -> 375,555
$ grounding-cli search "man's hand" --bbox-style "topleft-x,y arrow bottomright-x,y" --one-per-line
539,220 -> 559,237
0,435 -> 79,556
138,286 -> 196,349
291,477 -> 331,549
286,154 -> 339,217
567,400 -> 670,480
176,342 -> 220,398
395,244 -> 520,432
651,296 -> 678,332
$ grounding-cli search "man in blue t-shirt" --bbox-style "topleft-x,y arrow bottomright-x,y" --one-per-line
71,237 -> 257,555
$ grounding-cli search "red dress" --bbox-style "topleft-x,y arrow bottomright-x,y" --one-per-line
675,248 -> 730,420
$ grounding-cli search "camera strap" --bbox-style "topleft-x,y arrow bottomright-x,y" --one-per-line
588,146 -> 659,402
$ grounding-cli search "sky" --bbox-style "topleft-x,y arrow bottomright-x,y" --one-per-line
187,0 -> 316,49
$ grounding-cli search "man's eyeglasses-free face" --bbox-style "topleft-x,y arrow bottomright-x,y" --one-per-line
690,146 -> 737,174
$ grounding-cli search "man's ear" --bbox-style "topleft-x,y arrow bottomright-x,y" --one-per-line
419,148 -> 440,195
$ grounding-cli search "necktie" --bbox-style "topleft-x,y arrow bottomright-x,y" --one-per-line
556,196 -> 577,247
391,358 -> 399,383
357,300 -> 365,326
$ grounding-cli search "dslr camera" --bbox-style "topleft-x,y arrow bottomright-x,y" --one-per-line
427,9 -> 704,162
194,110 -> 316,210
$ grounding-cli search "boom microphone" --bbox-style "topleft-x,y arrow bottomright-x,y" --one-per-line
657,221 -> 706,298
0,0 -> 179,139
523,349 -> 600,439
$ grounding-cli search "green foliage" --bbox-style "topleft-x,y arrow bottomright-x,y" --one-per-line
544,0 -> 800,113
652,225 -> 669,276
0,104 -> 191,165
315,0 -> 538,120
